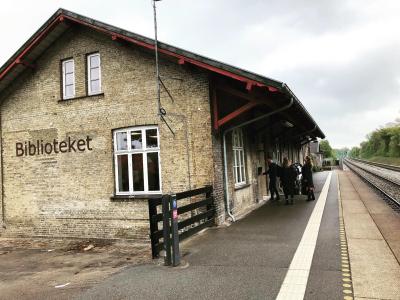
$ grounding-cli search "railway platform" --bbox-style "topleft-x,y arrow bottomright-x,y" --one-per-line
338,169 -> 400,299
77,170 -> 400,300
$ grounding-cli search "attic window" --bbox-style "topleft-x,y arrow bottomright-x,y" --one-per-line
62,59 -> 75,99
87,53 -> 101,95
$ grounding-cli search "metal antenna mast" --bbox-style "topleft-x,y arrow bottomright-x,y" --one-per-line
152,0 -> 175,135
153,0 -> 161,117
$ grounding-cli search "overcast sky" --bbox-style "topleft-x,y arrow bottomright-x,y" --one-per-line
1,0 -> 399,148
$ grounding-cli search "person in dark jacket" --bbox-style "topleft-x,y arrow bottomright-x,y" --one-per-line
265,157 -> 280,201
302,156 -> 315,201
281,157 -> 296,205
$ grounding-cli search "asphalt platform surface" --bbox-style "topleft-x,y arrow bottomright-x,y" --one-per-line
79,171 -> 342,300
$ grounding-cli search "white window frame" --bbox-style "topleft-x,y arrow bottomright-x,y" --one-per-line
62,59 -> 75,99
232,128 -> 247,186
87,53 -> 102,95
113,126 -> 161,195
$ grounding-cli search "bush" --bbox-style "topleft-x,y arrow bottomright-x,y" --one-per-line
358,125 -> 400,159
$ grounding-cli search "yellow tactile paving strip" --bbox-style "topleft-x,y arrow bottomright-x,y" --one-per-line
338,170 -> 400,300
337,172 -> 355,300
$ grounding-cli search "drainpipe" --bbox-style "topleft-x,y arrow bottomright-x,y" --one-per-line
293,125 -> 317,140
0,111 -> 4,228
222,97 -> 294,222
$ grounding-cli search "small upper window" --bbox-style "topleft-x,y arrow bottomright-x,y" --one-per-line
87,53 -> 101,95
62,59 -> 75,99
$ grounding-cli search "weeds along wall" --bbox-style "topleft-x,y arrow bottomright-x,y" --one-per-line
0,26 -> 214,240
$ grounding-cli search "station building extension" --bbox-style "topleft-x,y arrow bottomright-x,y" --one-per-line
0,9 -> 324,241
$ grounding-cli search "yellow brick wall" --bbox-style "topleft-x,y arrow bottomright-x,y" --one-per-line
0,27 -> 214,240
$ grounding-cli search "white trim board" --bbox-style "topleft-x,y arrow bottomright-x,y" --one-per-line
276,171 -> 333,300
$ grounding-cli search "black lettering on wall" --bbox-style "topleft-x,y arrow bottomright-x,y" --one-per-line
59,141 -> 68,153
16,143 -> 24,157
77,139 -> 86,151
68,137 -> 76,152
15,136 -> 94,157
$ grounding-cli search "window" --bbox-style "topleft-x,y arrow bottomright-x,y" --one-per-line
62,59 -> 75,99
87,53 -> 101,95
114,126 -> 161,195
232,128 -> 246,186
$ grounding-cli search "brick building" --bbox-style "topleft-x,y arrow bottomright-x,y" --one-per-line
0,9 -> 324,241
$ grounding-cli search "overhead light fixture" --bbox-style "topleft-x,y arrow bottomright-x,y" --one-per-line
281,120 -> 294,128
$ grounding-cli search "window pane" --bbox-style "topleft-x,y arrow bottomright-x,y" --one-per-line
65,61 -> 73,73
90,79 -> 100,93
241,150 -> 246,181
117,155 -> 129,192
132,153 -> 144,191
234,165 -> 238,183
90,55 -> 100,68
65,85 -> 74,97
90,67 -> 100,80
147,152 -> 160,191
236,166 -> 241,183
65,73 -> 74,85
131,130 -> 142,149
116,132 -> 127,150
234,149 -> 239,167
146,129 -> 158,148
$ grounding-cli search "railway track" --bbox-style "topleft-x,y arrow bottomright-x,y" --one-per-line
344,158 -> 400,212
350,157 -> 400,172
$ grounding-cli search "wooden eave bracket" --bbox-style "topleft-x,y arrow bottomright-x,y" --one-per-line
212,84 -> 265,129
212,82 -> 284,130
216,101 -> 259,128
15,59 -> 36,69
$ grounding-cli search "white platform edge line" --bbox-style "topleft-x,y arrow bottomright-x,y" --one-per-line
276,171 -> 333,300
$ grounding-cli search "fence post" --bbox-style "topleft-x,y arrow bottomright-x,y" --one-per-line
170,194 -> 181,266
162,195 -> 172,266
148,199 -> 159,258
206,185 -> 214,222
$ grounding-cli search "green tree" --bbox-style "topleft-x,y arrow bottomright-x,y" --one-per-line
358,124 -> 400,158
349,146 -> 360,158
320,140 -> 335,158
388,126 -> 400,157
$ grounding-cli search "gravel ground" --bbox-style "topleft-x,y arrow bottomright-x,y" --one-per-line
0,238 -> 152,300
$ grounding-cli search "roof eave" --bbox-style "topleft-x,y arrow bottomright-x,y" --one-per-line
0,8 -> 325,139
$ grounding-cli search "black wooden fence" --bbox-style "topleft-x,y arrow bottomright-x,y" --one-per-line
148,185 -> 215,263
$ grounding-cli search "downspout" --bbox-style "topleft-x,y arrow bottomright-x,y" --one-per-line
293,125 -> 317,140
0,109 -> 4,227
222,97 -> 294,222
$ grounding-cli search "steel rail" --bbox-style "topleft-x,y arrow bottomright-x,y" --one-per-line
350,157 -> 400,172
344,159 -> 400,208
346,159 -> 400,187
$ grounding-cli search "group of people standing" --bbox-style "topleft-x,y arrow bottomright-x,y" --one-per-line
265,155 -> 315,205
